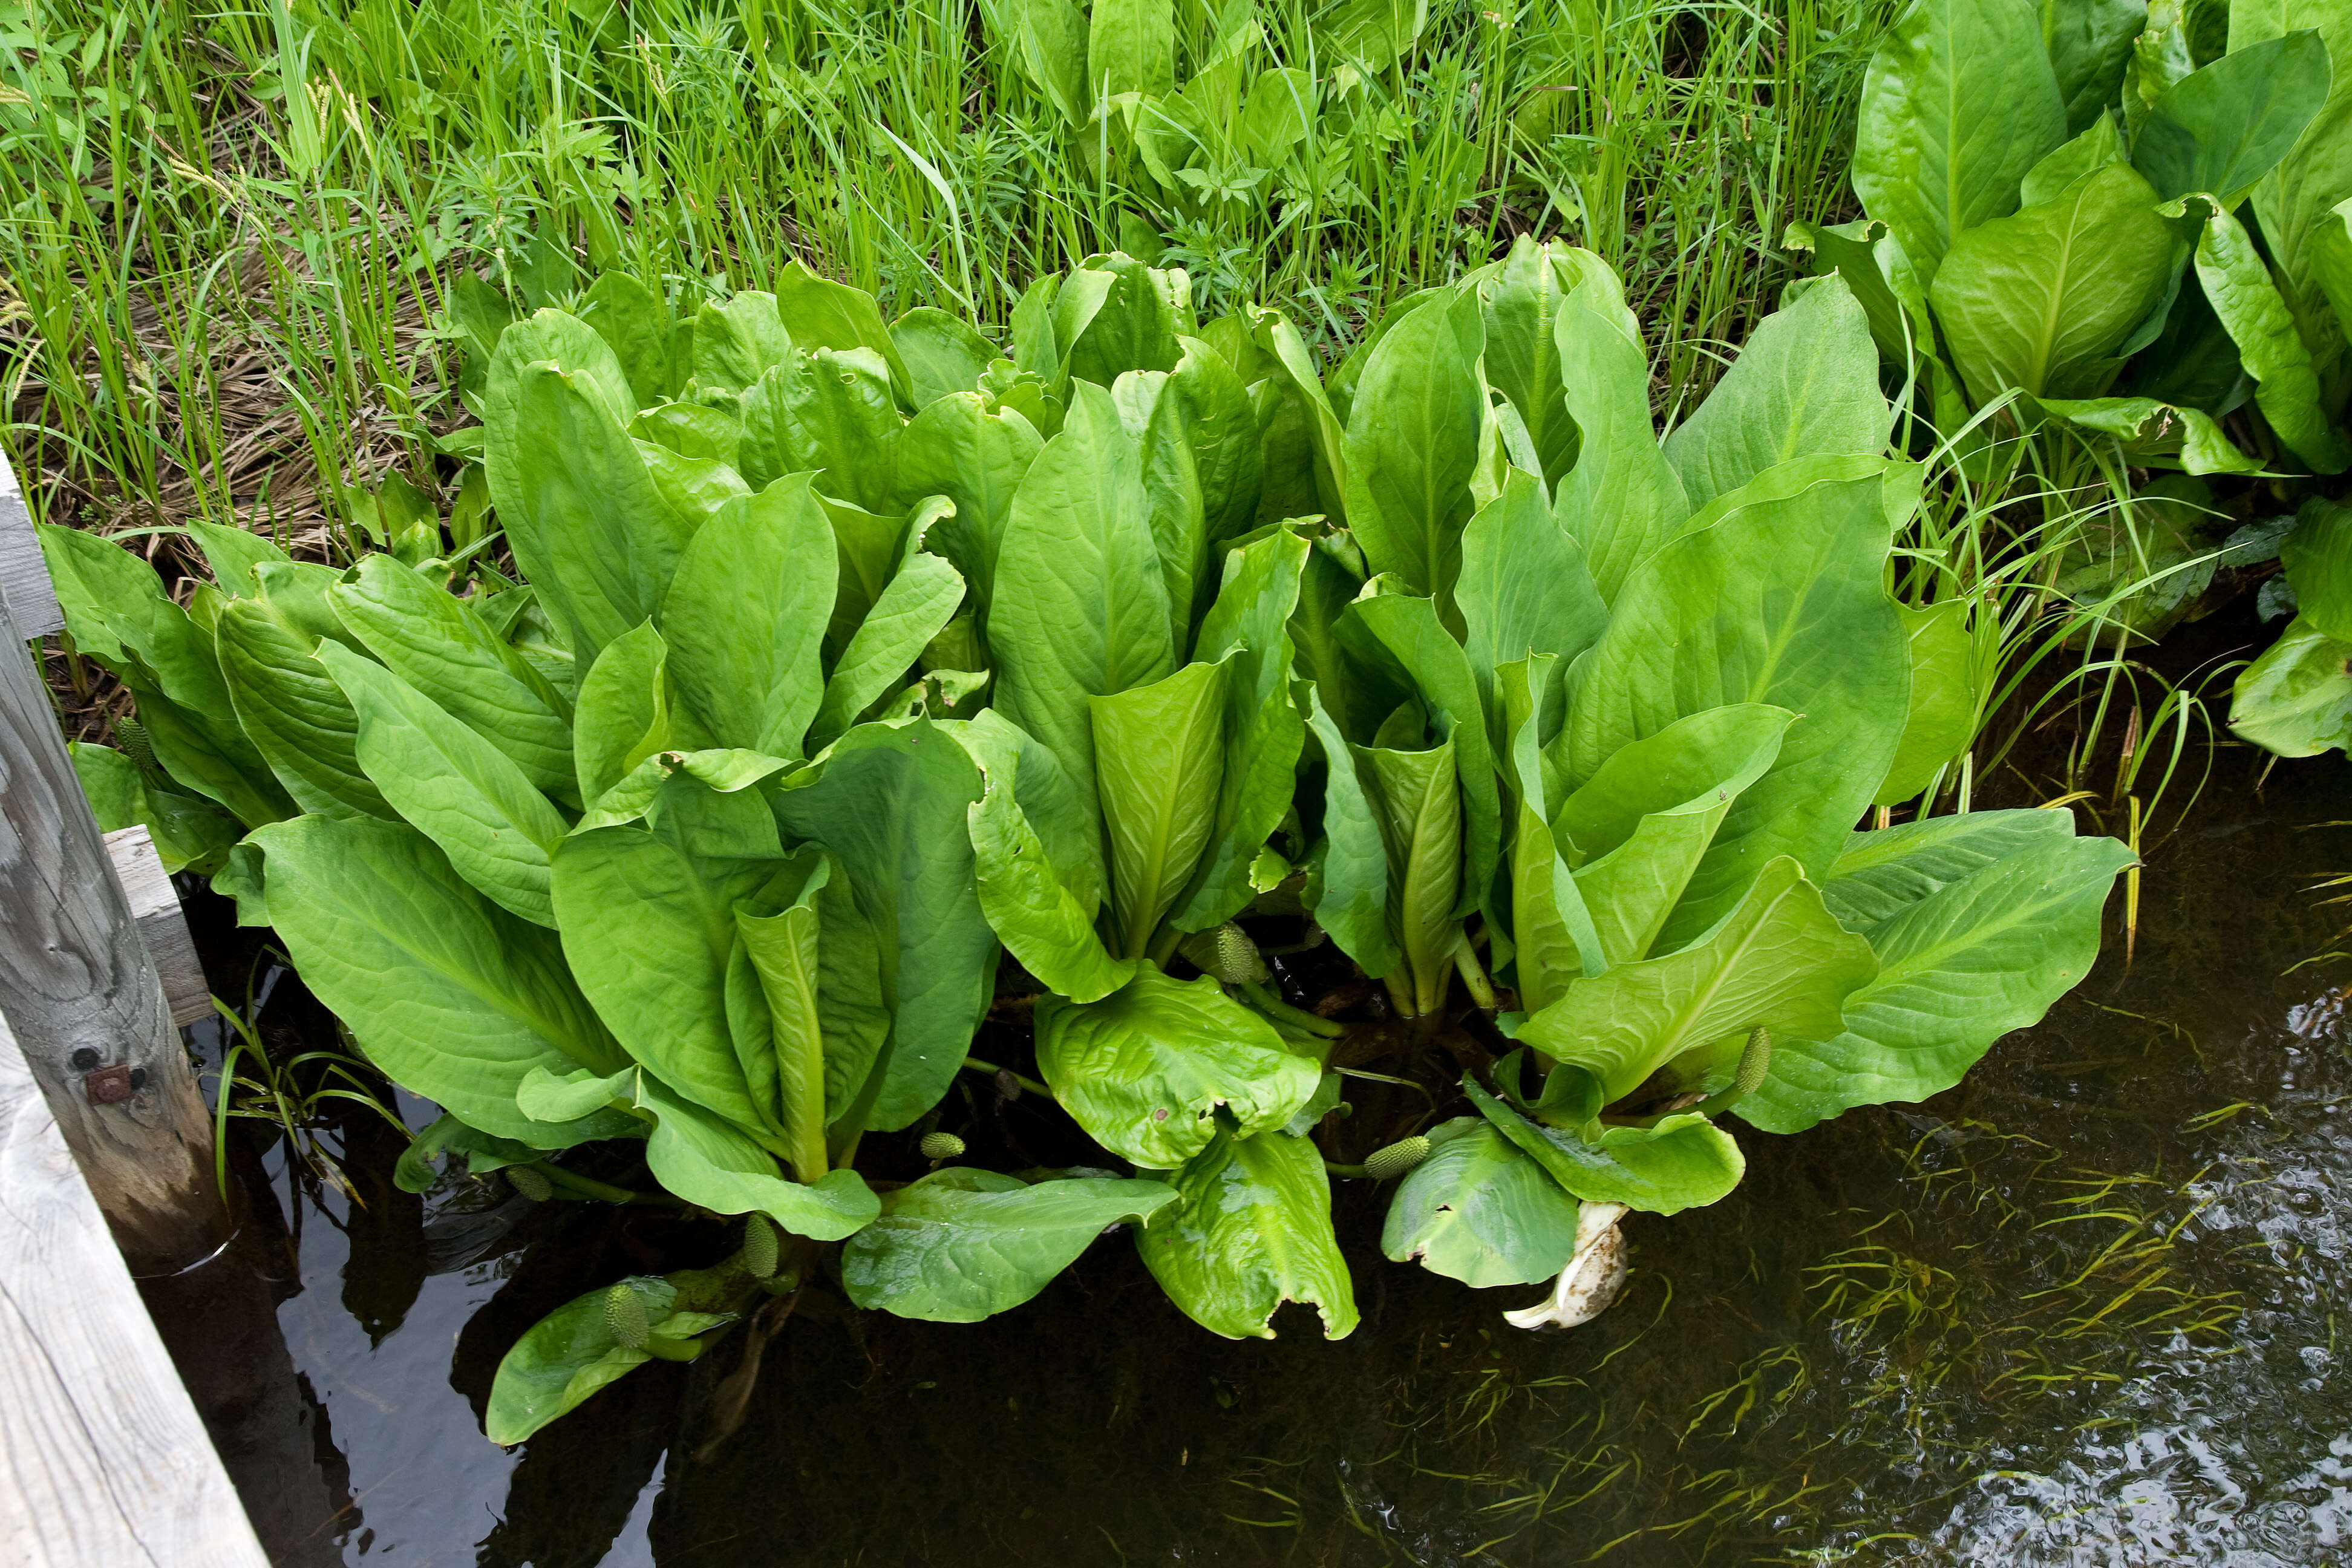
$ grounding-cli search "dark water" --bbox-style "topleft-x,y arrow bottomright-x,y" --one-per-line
158,688 -> 2352,1566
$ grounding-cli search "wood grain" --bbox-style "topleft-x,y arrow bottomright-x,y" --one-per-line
104,826 -> 212,1030
0,452 -> 61,638
0,596 -> 226,1274
0,1010 -> 268,1568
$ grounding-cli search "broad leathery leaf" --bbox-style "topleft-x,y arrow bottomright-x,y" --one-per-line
1458,468 -> 1608,742
1169,335 -> 1265,554
330,556 -> 578,805
1033,965 -> 1322,1169
319,642 -> 569,927
1356,734 -> 1463,1018
662,474 -> 837,758
774,259 -> 909,404
771,718 -> 995,1132
35,521 -> 246,715
249,815 -> 630,1143
1089,0 -> 1174,98
1740,826 -> 2131,1132
483,308 -> 636,440
1002,0 -> 1091,123
963,754 -> 1136,1003
1548,253 -> 1690,603
1478,237 -> 1582,490
1783,218 -> 1938,367
2047,0 -> 2149,133
1238,67 -> 1313,165
1349,590 -> 1503,922
691,289 -> 794,396
895,392 -> 1042,610
1818,807 -> 2078,930
1515,856 -> 1876,1107
1057,255 -> 1185,388
488,356 -> 699,666
1318,0 -> 1429,72
572,622 -> 674,807
844,1169 -> 1178,1322
1465,1079 -> 1745,1215
892,308 -> 996,411
631,401 -> 741,467
2230,613 -> 2352,754
1555,704 -> 1793,970
552,775 -> 790,1138
2233,0 -> 2352,376
733,857 -> 832,1183
810,552 -> 965,750
1565,471 -> 1909,947
485,1263 -> 745,1444
1873,601 -> 1979,805
132,686 -> 295,829
624,1069 -> 877,1236
1932,160 -> 2175,402
1135,1121 -> 1357,1339
1852,0 -> 2067,285
1674,452 -> 1921,541
737,347 -> 903,509
1115,368 -> 1211,650
1168,527 -> 1311,932
214,590 -> 394,822
1093,658 -> 1229,958
1247,306 -> 1348,521
2282,498 -> 2352,641
2191,201 -> 2352,474
1662,275 -> 1889,512
1342,286 -> 1485,605
68,742 -> 237,874
990,380 -> 1175,823
1382,1117 -> 1583,1288
1299,680 -> 1402,979
953,708 -> 1107,914
2034,394 -> 2261,473
1504,656 -> 1599,1013
2133,31 -> 2331,203
187,517 -> 292,593
578,272 -> 679,409
819,494 -> 913,661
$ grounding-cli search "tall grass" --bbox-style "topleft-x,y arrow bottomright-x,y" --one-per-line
0,0 -> 1899,541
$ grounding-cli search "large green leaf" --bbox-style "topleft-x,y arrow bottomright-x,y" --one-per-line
1873,600 -> 1979,805
1299,681 -> 1402,980
578,271 -> 680,409
1381,1118 -> 1584,1288
1741,821 -> 2131,1132
2234,0 -> 2352,371
1931,160 -> 2177,402
330,556 -> 577,806
1817,808 -> 2076,928
615,1068 -> 877,1236
894,391 -> 1042,609
1564,471 -> 1910,947
2047,0 -> 2149,133
1249,307 -> 1348,521
809,550 -> 965,750
2192,202 -> 2352,473
1342,287 -> 1485,604
1089,0 -> 1174,98
990,380 -> 1175,822
771,718 -> 995,1132
1783,218 -> 1938,367
319,643 -> 569,927
215,590 -> 392,822
1169,335 -> 1266,554
1169,528 -> 1310,932
1356,734 -> 1463,1018
2281,497 -> 2352,638
1661,275 -> 1889,512
1116,367 -> 1210,655
572,621 -> 674,807
1555,704 -> 1792,971
2132,31 -> 2331,203
551,774 -> 789,1137
67,742 -> 237,874
1033,965 -> 1322,1169
892,307 -> 995,410
2229,613 -> 2352,754
731,858 -> 832,1183
1056,255 -> 1185,387
1093,658 -> 1228,958
249,814 -> 629,1144
843,1169 -> 1178,1322
1852,0 -> 2068,284
1457,469 -> 1608,741
1349,590 -> 1502,922
2034,394 -> 2262,474
1134,1123 -> 1357,1339
1466,1079 -> 1746,1215
661,474 -> 838,758
948,710 -> 1120,993
691,290 -> 795,396
1548,254 -> 1690,602
738,348 -> 903,510
35,523 -> 237,721
774,259 -> 910,403
1515,856 -> 1876,1108
1478,238 -> 1581,490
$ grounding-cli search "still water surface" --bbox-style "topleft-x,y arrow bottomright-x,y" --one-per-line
169,736 -> 2352,1566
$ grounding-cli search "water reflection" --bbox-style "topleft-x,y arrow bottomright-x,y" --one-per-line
168,738 -> 2352,1566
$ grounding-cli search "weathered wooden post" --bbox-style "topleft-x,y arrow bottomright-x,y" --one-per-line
0,459 -> 229,1276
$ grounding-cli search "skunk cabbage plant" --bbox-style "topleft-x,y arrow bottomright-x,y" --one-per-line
46,241 -> 2129,1443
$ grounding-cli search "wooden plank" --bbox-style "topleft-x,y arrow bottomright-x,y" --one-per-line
0,1008 -> 269,1568
103,825 -> 212,1030
0,450 -> 62,639
0,593 -> 227,1275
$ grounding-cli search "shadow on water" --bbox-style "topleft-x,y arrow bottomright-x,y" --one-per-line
155,648 -> 2352,1568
